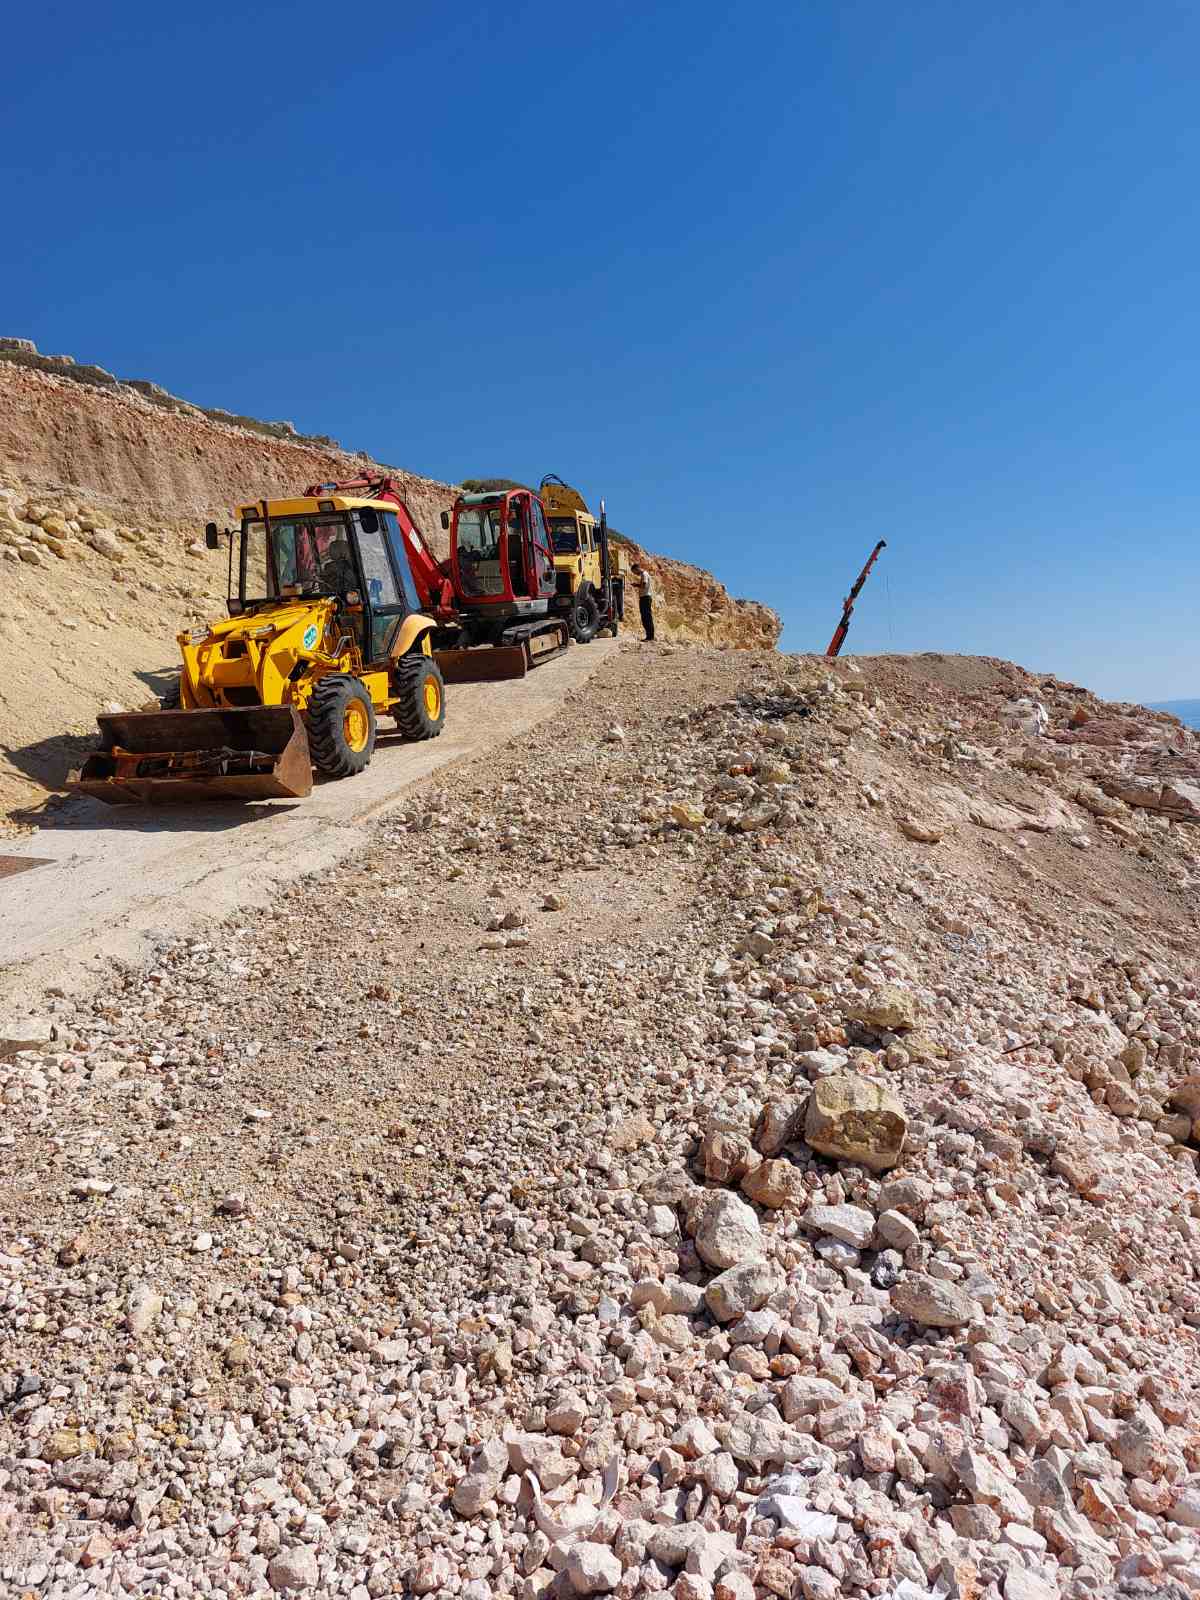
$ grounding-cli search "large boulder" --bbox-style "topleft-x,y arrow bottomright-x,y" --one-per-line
802,1074 -> 907,1172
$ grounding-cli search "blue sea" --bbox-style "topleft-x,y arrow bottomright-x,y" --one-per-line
1148,699 -> 1200,730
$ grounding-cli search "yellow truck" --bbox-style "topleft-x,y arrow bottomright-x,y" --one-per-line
538,475 -> 625,642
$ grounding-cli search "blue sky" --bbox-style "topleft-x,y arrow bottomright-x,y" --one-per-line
3,1 -> 1198,699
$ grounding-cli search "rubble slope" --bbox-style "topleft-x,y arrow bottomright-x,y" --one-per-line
1,643 -> 1199,1599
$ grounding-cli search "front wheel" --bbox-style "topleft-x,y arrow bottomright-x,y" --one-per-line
306,674 -> 377,777
570,587 -> 600,644
393,655 -> 445,741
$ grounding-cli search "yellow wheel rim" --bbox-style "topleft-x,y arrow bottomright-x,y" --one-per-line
423,677 -> 442,719
343,701 -> 370,752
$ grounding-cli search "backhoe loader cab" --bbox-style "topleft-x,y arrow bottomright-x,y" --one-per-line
70,493 -> 445,805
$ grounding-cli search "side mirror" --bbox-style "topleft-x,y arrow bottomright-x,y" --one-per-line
440,510 -> 450,530
204,522 -> 221,550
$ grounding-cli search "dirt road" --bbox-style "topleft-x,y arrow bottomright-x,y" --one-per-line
0,639 -> 618,1009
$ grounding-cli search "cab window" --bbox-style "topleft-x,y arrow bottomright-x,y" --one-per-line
354,513 -> 400,607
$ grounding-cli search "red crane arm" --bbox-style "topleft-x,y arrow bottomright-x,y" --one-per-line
826,539 -> 887,657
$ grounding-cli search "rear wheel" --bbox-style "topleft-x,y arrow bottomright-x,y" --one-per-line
393,655 -> 445,741
306,674 -> 376,777
570,586 -> 600,644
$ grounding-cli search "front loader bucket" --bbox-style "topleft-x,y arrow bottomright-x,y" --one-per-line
67,707 -> 313,805
434,646 -> 529,684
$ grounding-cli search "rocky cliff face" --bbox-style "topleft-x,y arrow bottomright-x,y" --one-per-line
617,544 -> 781,650
0,352 -> 457,549
0,345 -> 780,650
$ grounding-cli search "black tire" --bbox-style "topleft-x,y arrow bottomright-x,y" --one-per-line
159,677 -> 182,710
569,586 -> 600,644
306,674 -> 376,777
393,654 -> 445,741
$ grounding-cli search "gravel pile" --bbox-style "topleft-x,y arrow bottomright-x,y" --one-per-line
1,642 -> 1199,1600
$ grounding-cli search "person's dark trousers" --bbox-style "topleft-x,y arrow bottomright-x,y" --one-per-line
639,596 -> 655,640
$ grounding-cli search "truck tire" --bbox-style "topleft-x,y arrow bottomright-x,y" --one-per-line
393,655 -> 445,741
159,677 -> 182,710
307,674 -> 376,776
570,586 -> 600,644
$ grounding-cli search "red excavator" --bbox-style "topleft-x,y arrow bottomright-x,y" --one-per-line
304,476 -> 569,681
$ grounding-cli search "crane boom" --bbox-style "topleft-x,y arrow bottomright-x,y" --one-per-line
826,539 -> 887,657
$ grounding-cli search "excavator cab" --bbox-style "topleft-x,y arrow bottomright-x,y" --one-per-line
449,489 -> 556,616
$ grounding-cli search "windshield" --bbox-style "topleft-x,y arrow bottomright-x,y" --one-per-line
548,517 -> 579,555
240,516 -> 357,602
456,503 -> 505,596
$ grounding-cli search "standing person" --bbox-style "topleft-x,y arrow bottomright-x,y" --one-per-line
631,562 -> 656,642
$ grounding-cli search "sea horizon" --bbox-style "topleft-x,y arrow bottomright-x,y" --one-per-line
1147,698 -> 1200,730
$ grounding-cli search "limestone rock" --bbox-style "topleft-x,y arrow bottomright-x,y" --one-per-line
608,1113 -> 655,1153
803,1073 -> 907,1171
898,815 -> 944,843
704,1260 -> 782,1322
740,1157 -> 806,1209
892,1273 -> 976,1328
0,1013 -> 53,1056
753,1097 -> 806,1157
690,1191 -> 764,1268
647,1523 -> 737,1576
452,1436 -> 509,1515
844,983 -> 920,1032
566,1543 -> 622,1594
267,1546 -> 319,1591
876,1208 -> 919,1251
88,529 -> 125,560
699,1127 -> 753,1182
715,1411 -> 828,1468
125,1283 -> 163,1335
805,1201 -> 875,1247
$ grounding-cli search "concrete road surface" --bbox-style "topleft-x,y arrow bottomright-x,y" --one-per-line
0,640 -> 618,1010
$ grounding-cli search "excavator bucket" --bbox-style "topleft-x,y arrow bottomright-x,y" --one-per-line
434,646 -> 529,684
68,707 -> 313,805
434,621 -> 569,684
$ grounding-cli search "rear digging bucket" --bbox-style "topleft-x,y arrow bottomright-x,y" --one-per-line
68,707 -> 313,804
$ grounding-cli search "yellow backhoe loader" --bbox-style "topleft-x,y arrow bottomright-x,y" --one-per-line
70,491 -> 446,804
